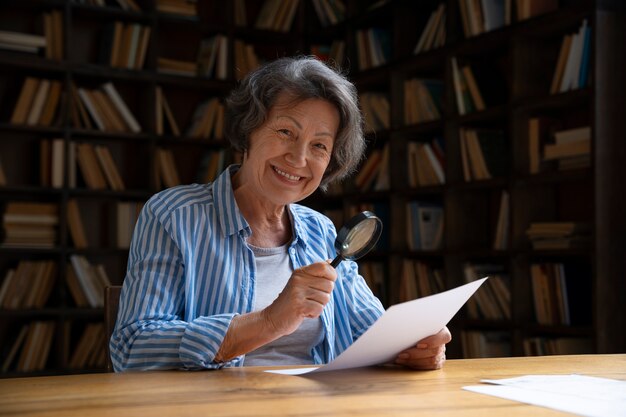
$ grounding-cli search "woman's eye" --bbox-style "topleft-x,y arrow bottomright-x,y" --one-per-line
278,129 -> 292,137
315,143 -> 328,151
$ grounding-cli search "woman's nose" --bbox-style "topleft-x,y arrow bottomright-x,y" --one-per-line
285,142 -> 307,167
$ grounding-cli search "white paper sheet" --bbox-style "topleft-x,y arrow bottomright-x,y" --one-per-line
265,277 -> 487,375
463,374 -> 626,417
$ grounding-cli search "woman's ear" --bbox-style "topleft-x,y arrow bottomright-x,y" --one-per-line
242,150 -> 248,164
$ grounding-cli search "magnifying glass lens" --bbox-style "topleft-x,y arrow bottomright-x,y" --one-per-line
343,218 -> 379,257
331,211 -> 383,268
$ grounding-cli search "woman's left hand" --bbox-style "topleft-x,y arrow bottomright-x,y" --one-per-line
394,326 -> 452,370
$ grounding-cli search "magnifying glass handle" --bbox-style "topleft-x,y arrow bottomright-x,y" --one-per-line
330,255 -> 342,268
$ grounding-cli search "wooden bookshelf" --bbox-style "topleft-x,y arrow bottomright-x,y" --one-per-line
0,0 -> 305,377
0,0 -> 624,376
303,0 -> 625,360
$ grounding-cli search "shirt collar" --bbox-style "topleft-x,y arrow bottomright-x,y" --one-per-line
287,204 -> 309,251
212,164 -> 249,237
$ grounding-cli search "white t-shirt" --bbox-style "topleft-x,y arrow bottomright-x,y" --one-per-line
243,242 -> 324,366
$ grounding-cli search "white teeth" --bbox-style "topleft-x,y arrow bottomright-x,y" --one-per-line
274,167 -> 301,181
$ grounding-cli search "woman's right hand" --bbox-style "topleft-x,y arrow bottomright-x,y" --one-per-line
263,261 -> 337,336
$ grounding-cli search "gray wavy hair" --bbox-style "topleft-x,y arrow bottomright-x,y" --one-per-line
224,56 -> 365,190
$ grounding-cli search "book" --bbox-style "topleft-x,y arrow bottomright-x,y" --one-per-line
354,148 -> 383,191
26,80 -> 51,125
38,80 -> 62,126
451,57 -> 466,115
559,20 -> 588,92
67,199 -> 88,249
66,266 -> 89,307
1,325 -> 28,372
11,77 -> 40,125
550,34 -> 573,94
417,204 -> 444,250
76,143 -> 108,190
461,65 -> 485,111
101,82 -> 141,133
544,138 -> 590,160
94,145 -> 125,191
156,148 -> 182,188
414,4 -> 446,54
116,201 -> 143,248
528,117 -> 555,174
70,255 -> 103,308
161,89 -> 181,136
493,190 -> 510,250
77,88 -> 106,131
50,138 -> 64,188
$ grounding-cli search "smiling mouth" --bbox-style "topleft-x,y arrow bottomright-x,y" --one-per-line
273,166 -> 302,181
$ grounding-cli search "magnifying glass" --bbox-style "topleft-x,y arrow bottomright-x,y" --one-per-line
330,211 -> 383,268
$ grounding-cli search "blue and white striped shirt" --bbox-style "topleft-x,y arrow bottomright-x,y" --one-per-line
110,165 -> 384,371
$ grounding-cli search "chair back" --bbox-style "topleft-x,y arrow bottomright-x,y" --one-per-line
104,285 -> 122,372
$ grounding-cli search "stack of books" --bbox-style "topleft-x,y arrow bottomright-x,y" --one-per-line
543,126 -> 591,171
2,202 -> 58,249
157,57 -> 197,77
526,222 -> 590,250
156,0 -> 197,17
0,30 -> 46,54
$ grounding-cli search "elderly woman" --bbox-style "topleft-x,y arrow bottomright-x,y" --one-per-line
110,56 -> 450,371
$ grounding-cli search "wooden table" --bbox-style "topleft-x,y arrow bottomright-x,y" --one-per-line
1,354 -> 624,416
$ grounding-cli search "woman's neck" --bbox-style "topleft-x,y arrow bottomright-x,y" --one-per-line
232,173 -> 292,248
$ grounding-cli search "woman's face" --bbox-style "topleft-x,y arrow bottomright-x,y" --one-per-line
241,94 -> 339,206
